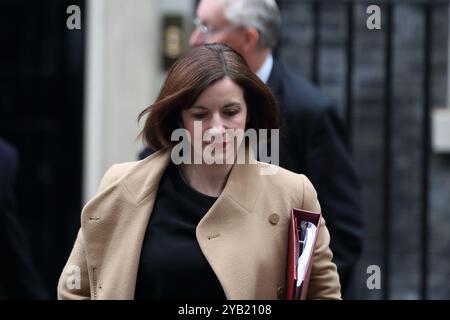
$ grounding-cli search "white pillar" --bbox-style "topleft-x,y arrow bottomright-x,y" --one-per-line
83,0 -> 160,203
83,0 -> 195,203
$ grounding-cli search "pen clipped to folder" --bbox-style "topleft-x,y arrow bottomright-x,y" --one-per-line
286,208 -> 322,300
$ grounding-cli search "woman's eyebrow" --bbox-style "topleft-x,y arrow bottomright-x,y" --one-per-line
190,105 -> 208,110
222,102 -> 241,108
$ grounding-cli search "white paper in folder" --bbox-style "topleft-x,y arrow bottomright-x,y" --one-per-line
296,221 -> 317,289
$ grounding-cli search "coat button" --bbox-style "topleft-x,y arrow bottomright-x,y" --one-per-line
277,286 -> 285,299
269,213 -> 280,225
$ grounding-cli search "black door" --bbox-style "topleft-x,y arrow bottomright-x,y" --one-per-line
0,0 -> 85,298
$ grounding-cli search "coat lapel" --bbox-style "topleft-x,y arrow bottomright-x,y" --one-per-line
81,149 -> 171,299
195,151 -> 265,299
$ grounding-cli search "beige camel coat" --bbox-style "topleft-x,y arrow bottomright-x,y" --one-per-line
57,149 -> 341,300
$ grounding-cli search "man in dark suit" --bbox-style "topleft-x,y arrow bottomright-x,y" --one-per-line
0,138 -> 48,299
141,0 -> 364,298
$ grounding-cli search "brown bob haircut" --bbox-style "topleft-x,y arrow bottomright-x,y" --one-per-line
138,43 -> 279,151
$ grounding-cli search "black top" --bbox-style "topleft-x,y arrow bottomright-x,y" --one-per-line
134,162 -> 226,300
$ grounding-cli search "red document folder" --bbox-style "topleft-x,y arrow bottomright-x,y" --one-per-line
286,208 -> 322,300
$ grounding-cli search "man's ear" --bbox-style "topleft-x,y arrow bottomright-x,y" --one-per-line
242,27 -> 260,52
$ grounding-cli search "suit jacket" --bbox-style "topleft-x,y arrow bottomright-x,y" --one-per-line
58,148 -> 341,300
0,138 -> 48,299
140,59 -> 363,296
266,60 -> 363,295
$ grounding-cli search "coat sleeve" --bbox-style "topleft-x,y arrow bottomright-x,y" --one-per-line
57,229 -> 91,300
57,164 -> 121,300
300,174 -> 342,300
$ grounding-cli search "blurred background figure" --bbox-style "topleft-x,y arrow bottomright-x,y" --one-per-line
0,138 -> 48,299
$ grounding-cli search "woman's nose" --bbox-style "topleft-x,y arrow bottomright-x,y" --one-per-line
206,115 -> 227,137
211,114 -> 227,128
208,125 -> 225,136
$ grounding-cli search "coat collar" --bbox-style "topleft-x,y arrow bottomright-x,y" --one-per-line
122,146 -> 262,213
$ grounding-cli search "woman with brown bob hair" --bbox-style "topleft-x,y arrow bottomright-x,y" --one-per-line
58,44 -> 341,300
139,43 -> 278,151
